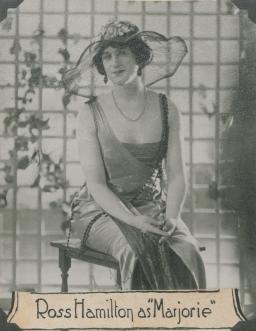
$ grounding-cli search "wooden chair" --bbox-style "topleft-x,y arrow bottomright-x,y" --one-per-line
50,239 -> 121,292
51,240 -> 205,292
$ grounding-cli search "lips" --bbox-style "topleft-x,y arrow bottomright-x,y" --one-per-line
112,68 -> 125,75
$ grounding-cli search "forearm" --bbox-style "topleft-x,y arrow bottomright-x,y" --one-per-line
88,182 -> 169,237
165,174 -> 186,219
88,182 -> 134,224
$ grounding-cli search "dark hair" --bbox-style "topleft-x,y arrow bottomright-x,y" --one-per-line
92,37 -> 153,76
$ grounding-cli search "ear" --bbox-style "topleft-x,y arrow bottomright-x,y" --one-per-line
137,67 -> 142,76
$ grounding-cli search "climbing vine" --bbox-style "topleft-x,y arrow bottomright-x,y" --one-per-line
0,24 -> 77,209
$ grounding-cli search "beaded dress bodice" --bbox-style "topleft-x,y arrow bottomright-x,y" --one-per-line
89,94 -> 169,203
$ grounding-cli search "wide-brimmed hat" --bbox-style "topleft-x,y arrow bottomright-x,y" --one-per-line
63,20 -> 187,96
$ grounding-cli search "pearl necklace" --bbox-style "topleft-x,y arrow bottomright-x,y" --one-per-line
112,89 -> 147,122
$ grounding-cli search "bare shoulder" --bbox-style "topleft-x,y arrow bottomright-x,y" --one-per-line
165,96 -> 180,130
146,89 -> 163,114
76,98 -> 97,136
146,90 -> 178,112
96,92 -> 113,114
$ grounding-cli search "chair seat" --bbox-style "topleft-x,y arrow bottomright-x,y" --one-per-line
50,240 -> 119,270
50,239 -> 205,292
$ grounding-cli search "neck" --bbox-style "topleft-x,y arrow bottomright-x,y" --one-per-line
112,77 -> 144,100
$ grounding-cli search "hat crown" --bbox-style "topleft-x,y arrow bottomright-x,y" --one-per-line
100,20 -> 139,41
63,19 -> 187,96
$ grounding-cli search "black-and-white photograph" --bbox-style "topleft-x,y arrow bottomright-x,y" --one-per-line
0,0 -> 255,323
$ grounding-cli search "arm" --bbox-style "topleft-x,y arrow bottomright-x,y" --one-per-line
76,102 -> 133,224
165,99 -> 186,220
76,102 -> 168,236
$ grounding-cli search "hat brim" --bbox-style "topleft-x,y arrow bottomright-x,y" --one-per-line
63,30 -> 188,96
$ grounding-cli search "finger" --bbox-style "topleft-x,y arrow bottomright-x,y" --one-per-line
159,236 -> 168,245
147,225 -> 169,236
159,214 -> 165,221
158,217 -> 165,225
167,227 -> 176,236
140,224 -> 147,234
151,207 -> 165,218
149,220 -> 165,228
159,228 -> 176,244
148,219 -> 161,226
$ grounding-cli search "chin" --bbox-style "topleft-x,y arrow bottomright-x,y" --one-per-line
111,77 -> 128,86
110,72 -> 137,87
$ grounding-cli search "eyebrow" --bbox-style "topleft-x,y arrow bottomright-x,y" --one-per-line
102,50 -> 111,56
102,45 -> 128,56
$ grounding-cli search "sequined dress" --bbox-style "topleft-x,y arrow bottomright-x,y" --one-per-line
68,94 -> 206,290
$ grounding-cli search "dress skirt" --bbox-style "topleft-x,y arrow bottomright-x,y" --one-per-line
68,94 -> 206,290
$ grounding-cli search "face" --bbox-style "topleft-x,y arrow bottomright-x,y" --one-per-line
101,46 -> 139,86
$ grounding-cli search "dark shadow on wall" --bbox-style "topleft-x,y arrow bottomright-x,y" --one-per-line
0,0 -> 24,22
232,319 -> 256,331
220,15 -> 256,318
232,0 -> 256,23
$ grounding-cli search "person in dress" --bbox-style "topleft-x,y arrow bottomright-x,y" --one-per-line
63,20 -> 206,290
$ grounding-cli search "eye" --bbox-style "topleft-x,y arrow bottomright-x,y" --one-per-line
102,52 -> 111,60
118,49 -> 128,55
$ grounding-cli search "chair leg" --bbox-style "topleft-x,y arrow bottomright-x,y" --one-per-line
59,250 -> 71,292
116,268 -> 122,290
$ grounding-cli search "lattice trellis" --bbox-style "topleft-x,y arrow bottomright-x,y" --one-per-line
0,0 -> 249,309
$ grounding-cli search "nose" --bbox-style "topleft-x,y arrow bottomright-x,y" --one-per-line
111,53 -> 120,67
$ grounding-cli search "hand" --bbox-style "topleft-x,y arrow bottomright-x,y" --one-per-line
129,215 -> 169,237
159,218 -> 177,244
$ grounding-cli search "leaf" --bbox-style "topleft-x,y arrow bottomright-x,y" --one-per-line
41,153 -> 51,163
21,69 -> 27,80
71,33 -> 82,44
201,104 -> 215,118
32,27 -> 45,44
1,16 -> 13,32
24,51 -> 37,66
42,185 -> 58,192
15,137 -> 29,151
4,174 -> 13,184
9,38 -> 21,55
58,28 -> 68,43
62,92 -> 71,108
30,136 -> 38,143
49,201 -> 58,209
29,66 -> 42,87
0,192 -> 8,208
17,120 -> 28,128
58,48 -> 70,62
3,116 -> 13,132
198,84 -> 208,99
43,75 -> 59,88
17,155 -> 30,169
31,150 -> 39,161
23,88 -> 35,103
30,174 -> 40,188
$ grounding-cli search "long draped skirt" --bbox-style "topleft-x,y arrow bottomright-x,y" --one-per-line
83,213 -> 206,290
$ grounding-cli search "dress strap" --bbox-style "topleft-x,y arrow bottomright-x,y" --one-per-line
158,93 -> 169,161
130,93 -> 169,203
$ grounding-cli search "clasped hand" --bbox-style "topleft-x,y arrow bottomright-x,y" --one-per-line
129,215 -> 176,243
